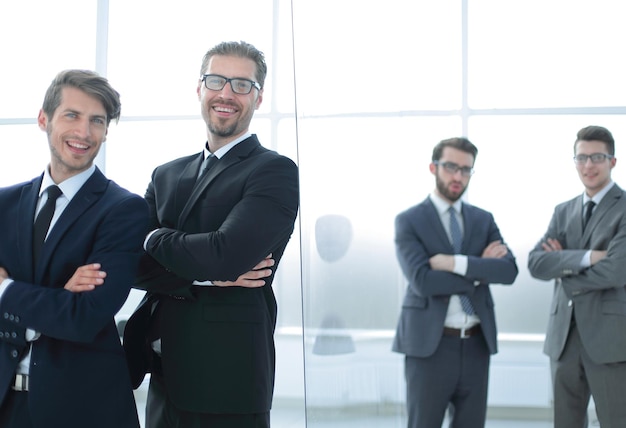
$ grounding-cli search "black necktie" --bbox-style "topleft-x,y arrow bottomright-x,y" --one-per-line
197,154 -> 218,181
584,201 -> 596,229
33,185 -> 63,264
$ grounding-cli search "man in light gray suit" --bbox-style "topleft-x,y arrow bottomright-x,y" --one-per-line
528,125 -> 626,428
393,137 -> 518,428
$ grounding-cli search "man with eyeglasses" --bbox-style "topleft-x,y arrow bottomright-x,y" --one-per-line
528,125 -> 626,427
393,137 -> 518,428
122,41 -> 299,428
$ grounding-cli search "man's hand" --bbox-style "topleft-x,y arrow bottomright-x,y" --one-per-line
213,255 -> 275,288
64,263 -> 106,293
541,238 -> 563,252
482,240 -> 508,258
590,250 -> 607,265
0,267 -> 8,282
429,254 -> 455,272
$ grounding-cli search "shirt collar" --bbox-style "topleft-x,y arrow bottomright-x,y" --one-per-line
430,191 -> 462,216
40,165 -> 96,202
203,132 -> 251,160
583,180 -> 614,206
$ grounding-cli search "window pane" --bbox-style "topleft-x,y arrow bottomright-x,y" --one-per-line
0,0 -> 97,118
292,0 -> 461,115
0,124 -> 50,186
468,0 -> 626,108
107,0 -> 274,117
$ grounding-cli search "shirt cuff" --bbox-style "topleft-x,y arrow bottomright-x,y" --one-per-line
144,229 -> 159,250
453,255 -> 468,276
25,329 -> 40,342
0,278 -> 14,300
581,250 -> 592,268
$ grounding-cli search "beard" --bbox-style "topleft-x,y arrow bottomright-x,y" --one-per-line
435,174 -> 466,202
208,120 -> 237,138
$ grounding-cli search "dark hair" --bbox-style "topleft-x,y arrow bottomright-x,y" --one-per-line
575,125 -> 615,156
42,70 -> 121,125
199,41 -> 267,89
432,137 -> 478,162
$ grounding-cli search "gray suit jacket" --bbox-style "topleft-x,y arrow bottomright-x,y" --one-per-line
392,197 -> 518,358
528,183 -> 626,364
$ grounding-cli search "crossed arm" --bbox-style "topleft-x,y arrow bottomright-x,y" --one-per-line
429,240 -> 509,272
540,238 -> 607,265
26,256 -> 275,294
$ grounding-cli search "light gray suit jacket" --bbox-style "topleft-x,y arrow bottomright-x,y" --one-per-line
528,183 -> 626,364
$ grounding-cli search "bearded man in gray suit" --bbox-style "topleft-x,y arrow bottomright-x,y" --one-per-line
393,137 -> 518,428
528,125 -> 626,428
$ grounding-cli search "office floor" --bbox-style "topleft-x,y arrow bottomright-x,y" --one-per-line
133,389 -> 567,428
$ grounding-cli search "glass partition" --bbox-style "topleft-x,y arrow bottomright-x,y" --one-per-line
2,1 -> 626,427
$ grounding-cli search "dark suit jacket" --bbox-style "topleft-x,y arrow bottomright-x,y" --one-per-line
0,168 -> 148,428
123,135 -> 299,414
392,197 -> 518,358
528,184 -> 626,364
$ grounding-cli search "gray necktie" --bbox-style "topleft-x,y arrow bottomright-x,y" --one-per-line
449,207 -> 475,315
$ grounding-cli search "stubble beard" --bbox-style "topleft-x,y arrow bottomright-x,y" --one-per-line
208,120 -> 237,138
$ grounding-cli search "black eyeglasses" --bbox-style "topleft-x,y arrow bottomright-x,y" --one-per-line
573,153 -> 613,165
201,74 -> 261,95
434,161 -> 474,177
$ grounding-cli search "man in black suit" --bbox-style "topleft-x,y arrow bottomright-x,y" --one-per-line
123,41 -> 299,427
0,70 -> 147,427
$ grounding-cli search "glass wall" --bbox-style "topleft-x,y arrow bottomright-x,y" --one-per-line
2,0 -> 626,426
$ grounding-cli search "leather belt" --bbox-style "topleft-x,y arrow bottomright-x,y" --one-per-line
443,325 -> 481,339
12,374 -> 29,392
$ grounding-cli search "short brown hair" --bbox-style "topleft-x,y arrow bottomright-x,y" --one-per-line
432,137 -> 478,162
575,125 -> 615,156
42,70 -> 121,125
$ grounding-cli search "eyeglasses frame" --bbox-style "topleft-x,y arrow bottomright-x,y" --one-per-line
201,74 -> 261,95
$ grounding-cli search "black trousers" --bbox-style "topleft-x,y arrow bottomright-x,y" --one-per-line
146,371 -> 270,428
0,390 -> 33,428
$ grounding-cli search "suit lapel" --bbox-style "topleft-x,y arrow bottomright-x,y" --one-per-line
174,153 -> 204,216
561,195 -> 584,248
425,199 -> 453,251
582,184 -> 622,243
35,169 -> 108,279
17,178 -> 41,282
178,136 -> 261,226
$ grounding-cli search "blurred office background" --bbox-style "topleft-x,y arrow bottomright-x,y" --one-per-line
1,0 -> 625,426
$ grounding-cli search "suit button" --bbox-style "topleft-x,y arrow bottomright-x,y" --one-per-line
14,316 -> 19,323
568,300 -> 573,307
10,350 -> 18,358
0,332 -> 3,338
9,315 -> 14,321
11,332 -> 17,339
3,313 -> 8,319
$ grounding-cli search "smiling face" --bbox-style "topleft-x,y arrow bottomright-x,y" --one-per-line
197,54 -> 263,151
38,86 -> 108,183
575,139 -> 616,197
